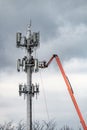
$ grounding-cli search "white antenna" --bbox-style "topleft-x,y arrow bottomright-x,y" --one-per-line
26,21 -> 31,39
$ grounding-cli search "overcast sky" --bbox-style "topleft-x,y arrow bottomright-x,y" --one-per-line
0,0 -> 87,129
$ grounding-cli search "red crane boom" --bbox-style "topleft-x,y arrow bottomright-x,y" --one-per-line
40,54 -> 87,130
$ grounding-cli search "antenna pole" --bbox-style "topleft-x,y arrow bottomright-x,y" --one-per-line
27,51 -> 32,130
16,23 -> 40,130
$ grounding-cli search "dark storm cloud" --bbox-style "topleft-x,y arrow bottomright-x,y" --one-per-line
0,0 -> 87,71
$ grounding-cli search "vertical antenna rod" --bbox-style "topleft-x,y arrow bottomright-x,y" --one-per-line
16,23 -> 40,130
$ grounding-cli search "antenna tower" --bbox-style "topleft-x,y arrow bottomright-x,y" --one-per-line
16,23 -> 40,130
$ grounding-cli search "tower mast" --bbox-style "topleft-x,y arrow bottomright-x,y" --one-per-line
16,23 -> 40,130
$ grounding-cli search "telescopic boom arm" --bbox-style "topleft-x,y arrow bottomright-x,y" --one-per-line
39,54 -> 87,130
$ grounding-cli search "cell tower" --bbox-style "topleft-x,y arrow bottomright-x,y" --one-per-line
16,23 -> 42,130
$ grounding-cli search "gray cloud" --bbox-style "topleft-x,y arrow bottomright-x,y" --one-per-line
0,0 -> 87,71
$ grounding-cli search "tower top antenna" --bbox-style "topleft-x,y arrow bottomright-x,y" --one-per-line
26,20 -> 32,38
27,20 -> 32,29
